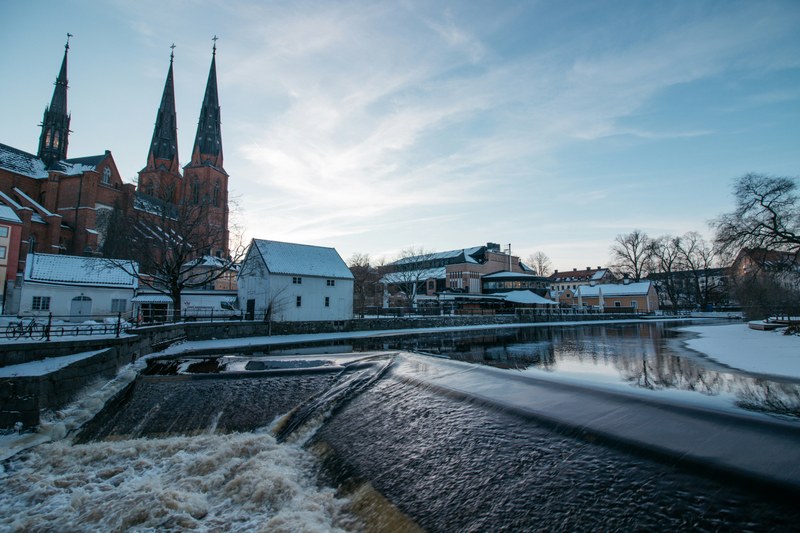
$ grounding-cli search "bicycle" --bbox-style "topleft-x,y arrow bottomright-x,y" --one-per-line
4,318 -> 47,341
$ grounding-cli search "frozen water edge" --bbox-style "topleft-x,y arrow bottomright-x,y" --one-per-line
679,323 -> 800,380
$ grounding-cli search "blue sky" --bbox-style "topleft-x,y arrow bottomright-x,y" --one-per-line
1,0 -> 798,271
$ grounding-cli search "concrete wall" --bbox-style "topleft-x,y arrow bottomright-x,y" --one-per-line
0,312 -> 642,429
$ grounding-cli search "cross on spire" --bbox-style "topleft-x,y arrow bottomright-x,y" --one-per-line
212,35 -> 218,55
66,33 -> 73,50
170,42 -> 176,62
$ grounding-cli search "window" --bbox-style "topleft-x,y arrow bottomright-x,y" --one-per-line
326,279 -> 335,286
102,167 -> 111,184
293,277 -> 303,284
296,296 -> 302,307
614,301 -> 621,307
0,246 -> 5,260
631,301 -> 637,309
111,299 -> 127,312
0,226 -> 8,238
32,296 -> 51,311
325,296 -> 330,307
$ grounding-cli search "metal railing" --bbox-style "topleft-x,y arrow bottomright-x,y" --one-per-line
3,312 -> 133,341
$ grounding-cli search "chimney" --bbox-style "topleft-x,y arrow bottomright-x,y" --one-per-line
573,268 -> 577,271
554,269 -> 558,274
623,273 -> 630,285
586,266 -> 591,271
598,266 -> 602,269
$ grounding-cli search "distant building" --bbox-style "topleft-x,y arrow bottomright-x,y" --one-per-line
560,280 -> 659,312
13,253 -> 138,320
238,239 -> 354,321
548,266 -> 615,292
381,243 -> 535,306
646,268 -> 729,310
481,271 -> 549,296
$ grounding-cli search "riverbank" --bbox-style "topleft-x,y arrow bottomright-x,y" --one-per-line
680,323 -> 800,380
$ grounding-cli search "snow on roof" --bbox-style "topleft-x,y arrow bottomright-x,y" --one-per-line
25,253 -> 138,288
13,187 -> 54,217
498,291 -> 558,305
0,205 -> 21,224
482,271 -> 541,280
381,266 -> 446,284
132,294 -> 173,303
549,268 -> 609,282
576,281 -> 652,297
57,154 -> 106,174
251,239 -> 353,279
0,142 -> 48,179
391,246 -> 484,266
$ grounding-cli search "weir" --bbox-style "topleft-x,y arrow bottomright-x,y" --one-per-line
67,346 -> 800,530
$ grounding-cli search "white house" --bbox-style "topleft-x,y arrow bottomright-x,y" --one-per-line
15,253 -> 138,320
238,239 -> 354,321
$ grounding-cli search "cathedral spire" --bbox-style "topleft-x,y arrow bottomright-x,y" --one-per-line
38,34 -> 72,166
190,37 -> 223,169
146,44 -> 180,172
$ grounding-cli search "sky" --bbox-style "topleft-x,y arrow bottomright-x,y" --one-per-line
1,0 -> 798,272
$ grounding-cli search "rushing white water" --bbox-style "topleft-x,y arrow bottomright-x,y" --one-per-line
0,429 -> 358,532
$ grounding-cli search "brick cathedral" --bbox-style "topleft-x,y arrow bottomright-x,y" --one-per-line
0,37 -> 230,297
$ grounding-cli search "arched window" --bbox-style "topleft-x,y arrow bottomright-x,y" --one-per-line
53,131 -> 60,149
212,181 -> 220,207
192,180 -> 200,204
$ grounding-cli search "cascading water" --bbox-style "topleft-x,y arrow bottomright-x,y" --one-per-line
3,327 -> 800,531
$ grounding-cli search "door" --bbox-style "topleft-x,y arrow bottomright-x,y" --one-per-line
246,299 -> 255,320
70,296 -> 93,321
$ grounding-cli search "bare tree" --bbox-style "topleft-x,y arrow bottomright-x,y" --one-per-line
676,231 -> 722,311
610,230 -> 654,281
712,173 -> 800,260
713,174 -> 800,319
384,247 -> 438,307
348,253 -> 385,315
104,189 -> 246,321
650,235 -> 682,310
526,251 -> 552,276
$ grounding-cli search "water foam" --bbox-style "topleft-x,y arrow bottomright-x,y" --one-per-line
0,430 -> 358,531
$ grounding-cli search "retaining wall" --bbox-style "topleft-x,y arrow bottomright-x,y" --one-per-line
0,313 -> 642,429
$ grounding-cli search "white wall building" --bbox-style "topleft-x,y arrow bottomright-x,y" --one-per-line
15,253 -> 138,320
238,239 -> 354,322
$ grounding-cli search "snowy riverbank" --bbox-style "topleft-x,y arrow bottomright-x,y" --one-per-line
680,323 -> 800,380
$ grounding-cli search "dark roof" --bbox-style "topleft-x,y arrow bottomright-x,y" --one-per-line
483,271 -> 545,280
737,248 -> 800,270
0,142 -> 48,178
549,267 -> 610,282
192,50 -> 223,164
63,154 -> 106,166
148,57 -> 179,164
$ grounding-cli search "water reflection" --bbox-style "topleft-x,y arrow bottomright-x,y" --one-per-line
348,322 -> 800,420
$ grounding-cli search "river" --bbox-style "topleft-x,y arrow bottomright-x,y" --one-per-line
1,320 -> 799,531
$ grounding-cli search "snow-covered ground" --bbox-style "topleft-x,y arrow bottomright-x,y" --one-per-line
680,323 -> 800,380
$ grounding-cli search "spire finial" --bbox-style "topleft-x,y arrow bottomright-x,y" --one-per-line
170,43 -> 176,62
66,33 -> 73,50
212,35 -> 218,55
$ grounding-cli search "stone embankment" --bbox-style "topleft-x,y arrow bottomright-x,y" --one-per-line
0,312 -> 641,429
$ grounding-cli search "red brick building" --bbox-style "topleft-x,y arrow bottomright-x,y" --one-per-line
0,38 -> 230,302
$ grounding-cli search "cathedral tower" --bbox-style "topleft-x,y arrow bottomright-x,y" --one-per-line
37,35 -> 72,167
138,46 -> 182,203
183,38 -> 229,258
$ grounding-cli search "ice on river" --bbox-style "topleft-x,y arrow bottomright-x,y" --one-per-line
0,429 -> 356,532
